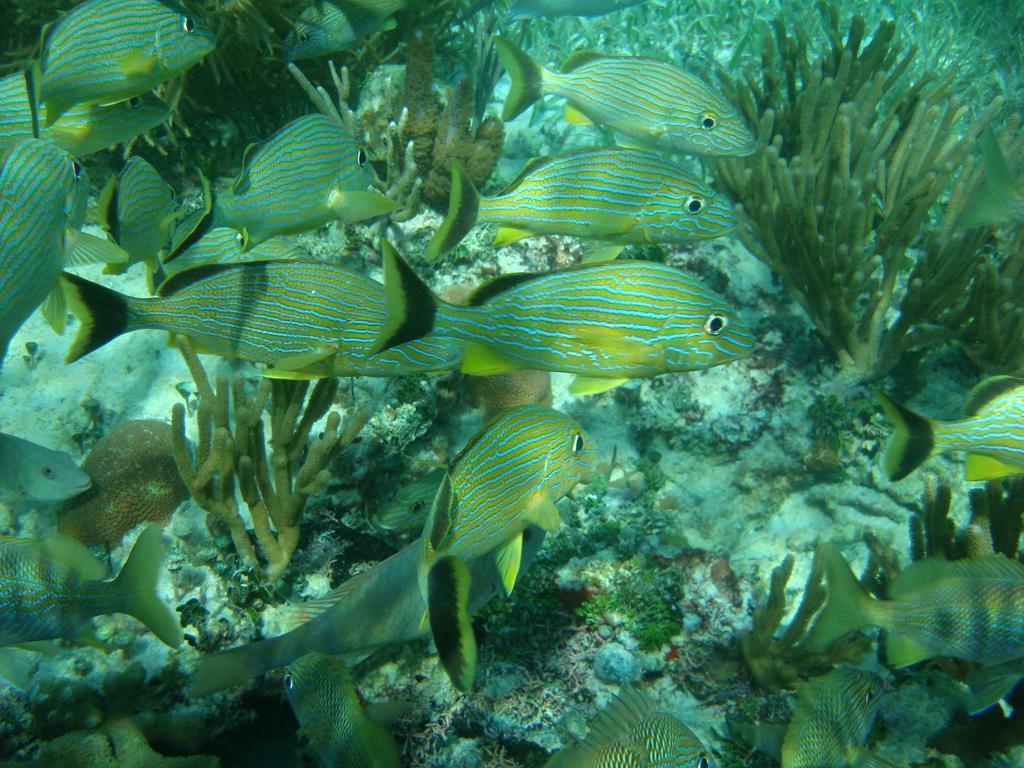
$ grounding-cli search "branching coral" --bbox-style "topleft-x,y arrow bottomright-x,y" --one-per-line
170,339 -> 368,581
711,3 -> 1004,380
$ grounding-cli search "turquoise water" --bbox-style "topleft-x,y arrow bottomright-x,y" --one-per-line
0,0 -> 1023,766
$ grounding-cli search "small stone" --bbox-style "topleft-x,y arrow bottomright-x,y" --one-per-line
594,641 -> 639,685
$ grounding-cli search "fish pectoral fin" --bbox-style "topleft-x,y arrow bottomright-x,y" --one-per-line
491,226 -> 533,247
327,189 -> 401,222
261,365 -> 327,381
569,376 -> 630,396
40,284 -> 68,335
63,229 -> 130,266
884,631 -> 934,668
965,453 -> 1023,481
118,50 -> 157,76
460,343 -> 522,376
850,749 -> 901,768
564,103 -> 593,126
526,491 -> 561,531
966,660 -> 1024,716
427,555 -> 477,692
581,243 -> 626,263
494,533 -> 524,596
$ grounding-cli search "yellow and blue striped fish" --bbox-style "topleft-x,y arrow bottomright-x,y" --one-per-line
283,0 -> 406,61
378,243 -> 753,395
496,38 -> 754,158
0,525 -> 182,648
545,685 -> 713,768
162,227 -> 298,278
877,377 -> 1024,481
99,156 -> 176,275
59,260 -> 462,378
377,469 -> 444,531
421,404 -> 593,690
40,0 -> 214,125
426,149 -> 736,260
212,114 -> 399,248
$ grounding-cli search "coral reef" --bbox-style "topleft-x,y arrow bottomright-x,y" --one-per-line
58,419 -> 188,548
170,339 -> 368,581
711,4 -> 1004,380
463,370 -> 552,421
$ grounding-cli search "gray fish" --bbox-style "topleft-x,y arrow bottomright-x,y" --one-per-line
508,0 -> 646,21
0,432 -> 91,502
283,0 -> 406,61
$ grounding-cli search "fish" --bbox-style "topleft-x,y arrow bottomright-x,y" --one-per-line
496,37 -> 755,157
0,524 -> 182,647
419,404 -> 594,690
162,227 -> 299,278
98,156 -> 176,276
190,525 -> 549,696
0,432 -> 91,502
376,469 -> 444,531
0,138 -> 127,363
39,0 -> 215,125
877,377 -> 1024,481
425,150 -> 736,260
781,668 -> 897,768
376,243 -> 753,395
59,259 -> 462,378
545,684 -> 713,768
283,653 -> 401,768
807,544 -> 1024,716
211,114 -> 399,248
283,0 -> 407,61
508,0 -> 646,21
961,126 -> 1024,229
1,74 -> 169,158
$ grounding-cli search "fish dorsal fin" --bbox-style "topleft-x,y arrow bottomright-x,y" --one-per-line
560,49 -> 607,72
962,376 -> 1024,417
465,272 -> 538,306
36,534 -> 107,581
24,61 -> 42,139
584,686 -> 655,753
156,261 -> 243,297
890,555 -> 1024,599
231,142 -> 263,195
97,175 -> 120,242
426,472 -> 455,551
496,155 -> 558,196
164,170 -> 214,264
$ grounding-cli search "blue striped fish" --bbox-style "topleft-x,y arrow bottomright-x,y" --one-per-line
59,260 -> 462,378
377,469 -> 444,531
877,377 -> 1024,481
508,0 -> 646,20
426,149 -> 736,260
496,38 -> 754,158
545,685 -> 712,768
421,404 -> 593,690
212,114 -> 399,248
40,0 -> 215,125
283,0 -> 406,61
99,156 -> 176,275
2,73 -> 169,158
0,525 -> 181,647
162,227 -> 298,278
378,243 -> 753,395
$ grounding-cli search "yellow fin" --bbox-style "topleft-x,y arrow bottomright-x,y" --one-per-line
118,50 -> 156,75
460,343 -> 522,376
327,189 -> 401,222
885,631 -> 934,668
581,243 -> 625,263
492,226 -> 533,247
564,103 -> 594,126
261,366 -> 326,381
269,344 -> 341,372
966,453 -> 1023,481
40,284 -> 68,334
569,376 -> 630,396
494,533 -> 523,597
526,491 -> 561,531
427,555 -> 477,692
63,229 -> 129,266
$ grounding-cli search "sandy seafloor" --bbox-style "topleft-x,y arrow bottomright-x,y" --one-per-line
0,67 -> 1018,768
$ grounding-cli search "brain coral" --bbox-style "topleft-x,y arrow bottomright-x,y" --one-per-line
463,370 -> 553,422
58,420 -> 188,548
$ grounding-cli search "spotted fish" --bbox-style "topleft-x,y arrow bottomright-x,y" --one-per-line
377,469 -> 444,531
59,260 -> 462,378
421,405 -> 594,690
40,0 -> 213,125
212,114 -> 399,248
283,0 -> 407,61
378,243 -> 752,395
99,156 -> 176,276
284,653 -> 400,768
877,377 -> 1024,481
0,525 -> 182,647
496,37 -> 754,157
0,432 -> 91,502
781,668 -> 896,768
426,150 -> 736,260
545,684 -> 713,768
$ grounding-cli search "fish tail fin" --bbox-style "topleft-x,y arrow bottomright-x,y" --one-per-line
961,127 -> 1018,229
372,240 -> 440,353
875,389 -> 936,481
495,36 -> 544,121
111,525 -> 183,648
805,543 -> 875,651
425,161 -> 480,261
60,272 -> 135,362
428,554 -> 476,692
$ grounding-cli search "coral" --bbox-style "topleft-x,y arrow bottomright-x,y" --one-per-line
710,4 -> 1004,380
58,420 -> 188,548
740,550 -> 870,692
170,339 -> 368,581
463,370 -> 552,421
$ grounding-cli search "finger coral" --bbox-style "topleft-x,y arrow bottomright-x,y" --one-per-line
58,420 -> 188,549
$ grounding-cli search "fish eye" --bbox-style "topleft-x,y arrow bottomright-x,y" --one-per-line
685,195 -> 704,214
865,690 -> 876,704
411,500 -> 423,513
71,160 -> 83,179
42,466 -> 55,479
571,433 -> 584,453
704,313 -> 727,335
181,15 -> 195,34
283,674 -> 293,690
700,112 -> 717,130
356,148 -> 368,167
127,96 -> 142,109
298,31 -> 309,43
